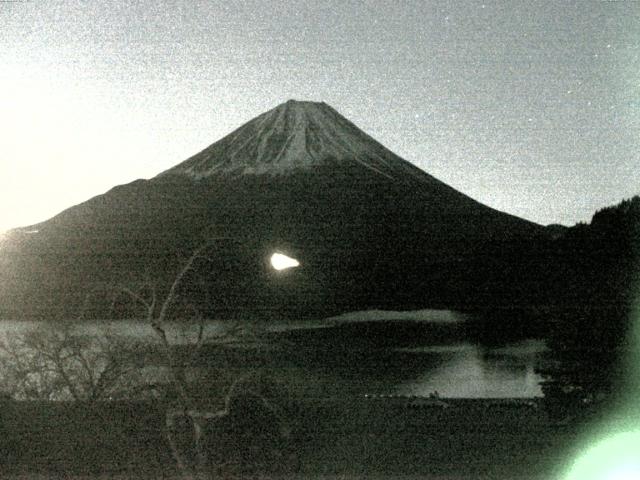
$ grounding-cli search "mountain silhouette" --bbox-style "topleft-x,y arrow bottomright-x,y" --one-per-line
0,100 -> 547,320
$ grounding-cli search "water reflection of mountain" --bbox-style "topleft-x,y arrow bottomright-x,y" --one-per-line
395,341 -> 546,399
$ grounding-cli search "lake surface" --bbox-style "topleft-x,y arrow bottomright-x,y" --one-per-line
395,340 -> 546,398
0,313 -> 548,399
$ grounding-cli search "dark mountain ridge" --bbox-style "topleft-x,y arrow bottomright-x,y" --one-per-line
1,100 -> 547,320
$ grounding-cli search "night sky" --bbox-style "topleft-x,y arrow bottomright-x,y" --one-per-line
1,0 -> 638,232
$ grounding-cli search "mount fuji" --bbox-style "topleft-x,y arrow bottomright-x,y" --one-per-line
1,100 -> 547,320
159,99 -> 439,181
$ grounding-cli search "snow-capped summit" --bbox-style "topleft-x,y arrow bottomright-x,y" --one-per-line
159,100 -> 433,182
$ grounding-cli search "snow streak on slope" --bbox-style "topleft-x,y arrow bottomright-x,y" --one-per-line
159,100 -> 436,183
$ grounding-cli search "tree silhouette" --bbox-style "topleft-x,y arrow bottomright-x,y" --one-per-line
117,243 -> 296,479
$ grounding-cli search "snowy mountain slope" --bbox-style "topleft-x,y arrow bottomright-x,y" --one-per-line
159,100 -> 437,183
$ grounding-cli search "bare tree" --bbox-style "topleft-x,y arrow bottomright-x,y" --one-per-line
118,244 -> 295,479
0,244 -> 296,477
0,323 -> 149,402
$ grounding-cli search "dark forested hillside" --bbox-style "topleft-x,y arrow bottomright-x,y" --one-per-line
539,196 -> 640,413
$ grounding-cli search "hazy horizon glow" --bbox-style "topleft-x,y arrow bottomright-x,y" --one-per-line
1,0 -> 638,232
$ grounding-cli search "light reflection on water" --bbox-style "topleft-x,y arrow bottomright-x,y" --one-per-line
395,340 -> 547,398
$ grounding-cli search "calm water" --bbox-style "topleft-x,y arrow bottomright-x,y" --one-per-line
0,315 -> 547,399
395,340 -> 546,398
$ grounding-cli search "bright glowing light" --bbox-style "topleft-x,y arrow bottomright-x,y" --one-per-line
270,253 -> 300,271
564,431 -> 640,480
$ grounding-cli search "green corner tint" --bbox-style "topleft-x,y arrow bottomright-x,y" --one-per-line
564,431 -> 640,480
563,289 -> 640,479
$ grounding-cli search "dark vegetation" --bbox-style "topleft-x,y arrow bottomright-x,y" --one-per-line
536,196 -> 640,418
0,397 -> 580,479
429,196 -> 639,413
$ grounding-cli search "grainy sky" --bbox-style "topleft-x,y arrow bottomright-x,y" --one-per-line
1,0 -> 638,231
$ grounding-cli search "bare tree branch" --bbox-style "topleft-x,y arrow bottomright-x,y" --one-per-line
156,243 -> 211,327
0,324 -> 147,402
96,241 -> 297,477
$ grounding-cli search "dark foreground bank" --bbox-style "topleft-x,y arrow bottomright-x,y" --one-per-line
0,397 -> 591,479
